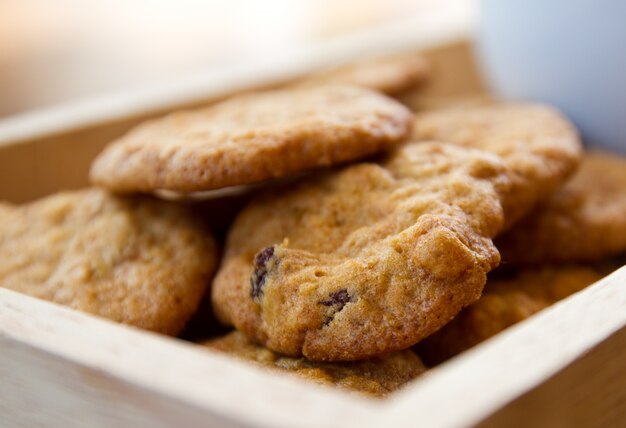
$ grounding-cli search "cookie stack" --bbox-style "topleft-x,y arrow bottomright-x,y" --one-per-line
2,52 -> 625,397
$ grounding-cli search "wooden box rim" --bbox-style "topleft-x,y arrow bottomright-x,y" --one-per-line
1,28 -> 625,428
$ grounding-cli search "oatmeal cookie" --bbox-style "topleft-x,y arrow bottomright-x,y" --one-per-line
498,151 -> 626,264
417,265 -> 604,365
0,189 -> 217,335
296,52 -> 430,95
203,330 -> 426,397
90,85 -> 412,193
212,142 -> 511,361
413,103 -> 583,227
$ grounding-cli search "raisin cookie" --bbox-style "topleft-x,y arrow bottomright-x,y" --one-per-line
417,265 -> 604,365
203,330 -> 426,397
212,142 -> 512,361
90,85 -> 412,193
497,151 -> 626,265
413,103 -> 582,227
296,52 -> 430,95
0,189 -> 217,335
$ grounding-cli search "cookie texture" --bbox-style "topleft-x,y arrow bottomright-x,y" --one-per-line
413,103 -> 583,227
417,265 -> 604,365
203,331 -> 426,397
296,53 -> 430,95
90,85 -> 412,193
0,189 -> 217,335
498,151 -> 626,265
401,93 -> 495,113
212,141 -> 512,361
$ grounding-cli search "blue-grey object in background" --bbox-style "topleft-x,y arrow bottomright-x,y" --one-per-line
476,0 -> 626,153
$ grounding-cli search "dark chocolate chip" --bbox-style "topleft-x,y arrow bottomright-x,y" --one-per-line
250,246 -> 275,299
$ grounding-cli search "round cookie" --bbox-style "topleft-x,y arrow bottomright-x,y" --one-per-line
416,265 -> 604,365
412,103 -> 583,227
497,151 -> 626,265
0,189 -> 217,335
212,141 -> 512,361
90,85 -> 413,193
202,330 -> 426,397
296,52 -> 430,96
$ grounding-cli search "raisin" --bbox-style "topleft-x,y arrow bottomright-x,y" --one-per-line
319,289 -> 353,326
320,289 -> 352,306
250,246 -> 275,299
254,246 -> 275,267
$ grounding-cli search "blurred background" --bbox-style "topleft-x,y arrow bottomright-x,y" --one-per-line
0,0 -> 476,118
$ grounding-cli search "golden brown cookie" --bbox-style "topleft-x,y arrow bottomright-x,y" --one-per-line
212,141 -> 512,361
401,93 -> 495,112
0,189 -> 217,335
202,330 -> 426,397
497,151 -> 626,265
417,265 -> 604,365
413,103 -> 583,227
296,52 -> 430,96
90,85 -> 412,193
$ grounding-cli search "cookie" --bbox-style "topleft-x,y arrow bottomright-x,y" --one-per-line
90,85 -> 413,193
417,265 -> 604,365
212,141 -> 512,361
497,151 -> 626,265
296,52 -> 430,95
396,41 -> 487,112
0,189 -> 217,335
401,93 -> 495,113
413,103 -> 583,227
202,331 -> 426,397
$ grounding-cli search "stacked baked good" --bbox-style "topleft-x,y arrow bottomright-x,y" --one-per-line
2,52 -> 624,397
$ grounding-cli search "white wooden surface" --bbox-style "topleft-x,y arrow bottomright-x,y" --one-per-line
1,267 -> 624,428
387,266 -> 626,428
0,288 -> 378,428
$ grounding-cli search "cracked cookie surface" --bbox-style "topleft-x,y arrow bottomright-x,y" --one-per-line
90,85 -> 412,193
497,151 -> 626,265
203,330 -> 426,397
0,189 -> 217,335
212,141 -> 512,361
412,103 -> 582,227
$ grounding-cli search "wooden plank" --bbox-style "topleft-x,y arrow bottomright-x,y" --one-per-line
0,288 -> 379,428
1,268 -> 624,428
0,339 -> 241,428
383,266 -> 626,428
478,327 -> 626,428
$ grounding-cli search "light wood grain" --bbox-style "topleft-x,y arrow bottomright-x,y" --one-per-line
478,326 -> 626,428
385,266 -> 626,428
0,288 -> 380,428
1,268 -> 624,428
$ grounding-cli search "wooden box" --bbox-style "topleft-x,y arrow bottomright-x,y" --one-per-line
1,39 -> 625,428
